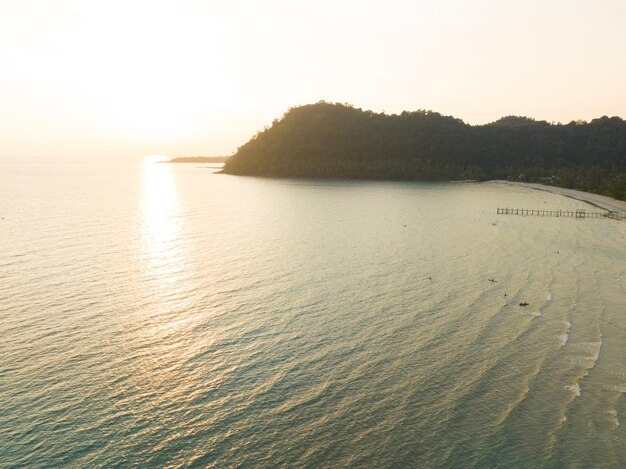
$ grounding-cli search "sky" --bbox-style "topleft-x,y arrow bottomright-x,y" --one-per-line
1,0 -> 626,161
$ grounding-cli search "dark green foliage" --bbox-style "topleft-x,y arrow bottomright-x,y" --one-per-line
223,102 -> 626,200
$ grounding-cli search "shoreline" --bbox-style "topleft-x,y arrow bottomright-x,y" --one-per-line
165,157 -> 228,164
487,180 -> 626,214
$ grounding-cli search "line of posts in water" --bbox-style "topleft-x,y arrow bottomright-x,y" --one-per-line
496,208 -> 626,219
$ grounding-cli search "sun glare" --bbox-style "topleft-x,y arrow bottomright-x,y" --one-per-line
144,154 -> 170,163
140,161 -> 186,288
113,102 -> 197,143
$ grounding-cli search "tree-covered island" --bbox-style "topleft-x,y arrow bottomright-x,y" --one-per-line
222,102 -> 626,200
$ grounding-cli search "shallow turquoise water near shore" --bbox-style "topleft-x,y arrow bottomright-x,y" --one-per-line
1,162 -> 625,467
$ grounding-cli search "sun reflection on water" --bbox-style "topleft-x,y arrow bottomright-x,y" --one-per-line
122,162 -> 200,404
140,161 -> 186,292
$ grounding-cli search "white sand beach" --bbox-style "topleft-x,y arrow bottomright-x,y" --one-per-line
488,181 -> 626,214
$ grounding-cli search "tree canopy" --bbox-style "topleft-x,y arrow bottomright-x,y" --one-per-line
223,102 -> 626,200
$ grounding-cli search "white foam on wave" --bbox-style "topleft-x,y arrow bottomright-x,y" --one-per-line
559,334 -> 569,346
547,292 -> 553,301
565,383 -> 581,397
608,367 -> 626,379
583,341 -> 602,368
603,384 -> 626,393
532,310 -> 542,317
568,341 -> 602,369
564,320 -> 571,331
605,410 -> 619,427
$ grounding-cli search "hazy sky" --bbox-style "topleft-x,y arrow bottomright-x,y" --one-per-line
2,0 -> 626,160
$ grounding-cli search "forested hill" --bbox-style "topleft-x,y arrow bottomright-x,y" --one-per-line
222,102 -> 626,200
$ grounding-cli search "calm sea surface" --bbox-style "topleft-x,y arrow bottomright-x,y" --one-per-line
1,161 -> 625,468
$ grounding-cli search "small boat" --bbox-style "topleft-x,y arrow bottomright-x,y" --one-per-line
519,302 -> 529,306
488,278 -> 497,282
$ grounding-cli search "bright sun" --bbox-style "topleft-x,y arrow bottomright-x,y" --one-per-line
144,154 -> 170,163
102,83 -> 202,144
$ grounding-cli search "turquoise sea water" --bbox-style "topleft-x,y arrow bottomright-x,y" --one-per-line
1,162 -> 625,467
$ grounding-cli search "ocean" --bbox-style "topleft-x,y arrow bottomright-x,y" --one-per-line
1,161 -> 625,467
